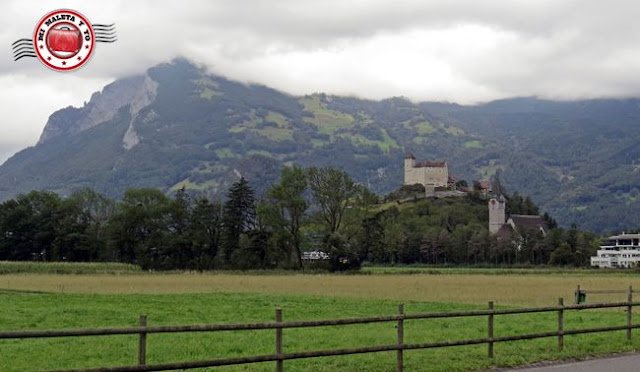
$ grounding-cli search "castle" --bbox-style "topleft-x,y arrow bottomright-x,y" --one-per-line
403,153 -> 449,191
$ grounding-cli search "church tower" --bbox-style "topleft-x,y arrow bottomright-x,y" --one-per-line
488,195 -> 506,234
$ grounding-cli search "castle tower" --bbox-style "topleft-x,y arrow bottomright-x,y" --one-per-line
403,153 -> 415,185
488,195 -> 506,234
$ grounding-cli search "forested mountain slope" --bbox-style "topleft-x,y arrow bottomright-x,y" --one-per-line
1,59 -> 638,233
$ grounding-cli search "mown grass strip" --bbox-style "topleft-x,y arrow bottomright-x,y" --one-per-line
0,261 -> 141,275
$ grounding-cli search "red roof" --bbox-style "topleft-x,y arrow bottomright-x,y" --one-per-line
414,160 -> 447,168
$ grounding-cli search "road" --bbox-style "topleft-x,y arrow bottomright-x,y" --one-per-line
506,353 -> 640,371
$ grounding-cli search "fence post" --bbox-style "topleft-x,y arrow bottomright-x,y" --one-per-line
138,315 -> 147,366
628,286 -> 633,341
397,303 -> 404,372
276,308 -> 283,372
488,301 -> 494,358
575,285 -> 580,304
557,298 -> 564,351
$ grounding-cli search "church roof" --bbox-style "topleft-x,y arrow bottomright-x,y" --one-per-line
404,153 -> 416,159
509,215 -> 548,232
495,224 -> 514,238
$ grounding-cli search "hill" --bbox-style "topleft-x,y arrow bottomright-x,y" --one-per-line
1,59 -> 639,233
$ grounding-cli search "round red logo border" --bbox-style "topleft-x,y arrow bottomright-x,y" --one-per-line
32,9 -> 95,71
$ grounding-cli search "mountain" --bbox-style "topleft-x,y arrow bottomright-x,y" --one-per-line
1,59 -> 639,233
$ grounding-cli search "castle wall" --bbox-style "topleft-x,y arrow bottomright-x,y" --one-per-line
404,165 -> 448,188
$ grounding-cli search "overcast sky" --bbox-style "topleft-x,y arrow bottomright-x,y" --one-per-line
2,0 -> 639,164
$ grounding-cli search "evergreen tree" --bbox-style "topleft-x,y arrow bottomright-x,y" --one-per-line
165,187 -> 193,269
219,177 -> 257,268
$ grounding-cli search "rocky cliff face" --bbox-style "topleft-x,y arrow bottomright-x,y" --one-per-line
38,74 -> 158,144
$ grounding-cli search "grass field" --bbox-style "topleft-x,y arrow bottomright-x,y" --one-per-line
2,291 -> 640,372
3,271 -> 640,306
361,265 -> 640,276
2,266 -> 640,371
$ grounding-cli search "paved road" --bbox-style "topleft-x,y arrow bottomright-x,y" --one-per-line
508,353 -> 640,371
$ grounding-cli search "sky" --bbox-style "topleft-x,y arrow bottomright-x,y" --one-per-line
2,0 -> 639,164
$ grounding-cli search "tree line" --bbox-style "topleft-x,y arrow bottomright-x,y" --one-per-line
0,166 -> 601,270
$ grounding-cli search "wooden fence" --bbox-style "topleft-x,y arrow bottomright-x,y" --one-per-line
1,299 -> 639,372
576,284 -> 634,303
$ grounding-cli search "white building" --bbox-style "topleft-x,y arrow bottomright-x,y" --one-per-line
591,233 -> 640,268
302,251 -> 329,260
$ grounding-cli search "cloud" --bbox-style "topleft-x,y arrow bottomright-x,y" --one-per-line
2,0 -> 640,163
0,73 -> 111,162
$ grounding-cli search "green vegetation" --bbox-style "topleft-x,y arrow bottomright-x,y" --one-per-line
1,291 -> 640,371
403,120 -> 436,135
0,261 -> 140,275
192,77 -> 222,100
443,125 -> 465,136
213,148 -> 236,159
0,172 -> 596,272
230,110 -> 294,141
464,140 -> 483,149
170,178 -> 219,191
476,159 -> 504,178
0,167 -> 373,272
199,88 -> 220,100
361,266 -> 629,276
300,95 -> 355,134
338,130 -> 399,153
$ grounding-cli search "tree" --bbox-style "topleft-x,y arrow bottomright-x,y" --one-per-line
263,167 -> 308,268
307,167 -> 360,234
219,177 -> 257,268
542,212 -> 558,229
187,197 -> 222,271
55,188 -> 115,261
549,242 -> 576,266
359,214 -> 386,263
0,191 -> 62,261
455,180 -> 468,190
325,232 -> 360,271
107,189 -> 172,269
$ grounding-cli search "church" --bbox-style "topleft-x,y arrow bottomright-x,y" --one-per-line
488,195 -> 548,238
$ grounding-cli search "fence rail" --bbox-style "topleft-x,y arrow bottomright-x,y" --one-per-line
2,299 -> 639,372
576,284 -> 635,297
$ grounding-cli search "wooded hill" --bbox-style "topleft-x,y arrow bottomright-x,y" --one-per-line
0,167 -> 598,271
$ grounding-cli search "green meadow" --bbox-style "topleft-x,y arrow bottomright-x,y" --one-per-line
2,264 -> 640,371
